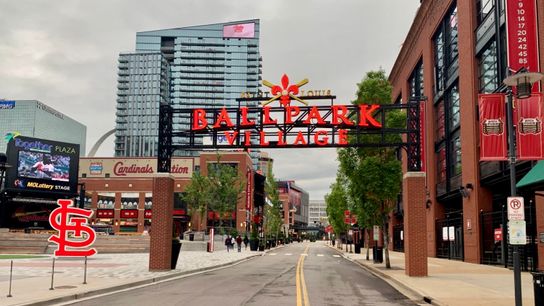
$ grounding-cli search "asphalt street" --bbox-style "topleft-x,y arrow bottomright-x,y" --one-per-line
67,242 -> 416,306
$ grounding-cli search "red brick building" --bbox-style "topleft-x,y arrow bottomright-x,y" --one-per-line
79,152 -> 256,235
389,0 -> 544,270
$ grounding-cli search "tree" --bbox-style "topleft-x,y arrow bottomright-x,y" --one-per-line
183,172 -> 211,231
264,166 -> 283,243
325,174 -> 349,245
206,155 -> 245,234
336,69 -> 403,268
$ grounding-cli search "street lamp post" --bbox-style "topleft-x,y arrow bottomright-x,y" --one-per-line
502,70 -> 544,306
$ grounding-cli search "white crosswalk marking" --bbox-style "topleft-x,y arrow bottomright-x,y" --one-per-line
301,254 -> 308,256
317,254 -> 324,257
268,253 -> 277,256
333,255 -> 341,258
285,253 -> 292,256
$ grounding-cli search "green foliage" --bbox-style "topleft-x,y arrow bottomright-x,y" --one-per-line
182,172 -> 211,222
325,175 -> 349,236
183,153 -> 245,231
207,154 -> 245,228
337,69 -> 403,222
250,223 -> 259,240
264,165 -> 283,239
336,69 -> 404,268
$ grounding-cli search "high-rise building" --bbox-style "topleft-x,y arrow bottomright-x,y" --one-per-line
308,200 -> 327,226
115,52 -> 170,157
114,20 -> 262,165
0,100 -> 86,155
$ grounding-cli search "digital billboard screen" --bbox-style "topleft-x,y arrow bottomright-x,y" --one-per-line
18,151 -> 71,182
223,23 -> 255,38
5,136 -> 80,197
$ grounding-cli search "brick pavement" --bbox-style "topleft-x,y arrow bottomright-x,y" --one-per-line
330,243 -> 537,306
0,248 -> 261,306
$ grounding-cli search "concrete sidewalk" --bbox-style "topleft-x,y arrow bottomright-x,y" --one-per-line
330,244 -> 536,306
0,247 -> 265,306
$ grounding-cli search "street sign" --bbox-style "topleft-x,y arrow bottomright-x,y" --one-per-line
373,225 -> 379,241
508,221 -> 527,245
507,197 -> 525,221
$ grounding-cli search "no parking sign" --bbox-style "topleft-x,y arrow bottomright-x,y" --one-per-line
507,197 -> 524,221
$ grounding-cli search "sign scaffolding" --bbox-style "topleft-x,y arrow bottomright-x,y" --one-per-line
157,76 -> 422,172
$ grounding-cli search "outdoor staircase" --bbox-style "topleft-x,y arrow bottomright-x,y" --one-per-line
0,232 -> 151,254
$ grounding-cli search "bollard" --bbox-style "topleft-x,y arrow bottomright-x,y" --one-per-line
7,260 -> 13,297
83,256 -> 87,285
49,257 -> 55,290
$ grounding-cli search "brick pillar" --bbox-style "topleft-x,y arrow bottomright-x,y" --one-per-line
403,172 -> 427,277
137,192 -> 145,233
536,192 -> 544,271
114,193 -> 121,233
91,192 -> 98,224
149,174 -> 175,271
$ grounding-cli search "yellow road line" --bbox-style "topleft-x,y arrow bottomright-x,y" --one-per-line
296,245 -> 311,306
296,255 -> 303,306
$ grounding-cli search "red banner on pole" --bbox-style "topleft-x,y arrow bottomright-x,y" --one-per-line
246,169 -> 252,210
516,94 -> 544,160
479,94 -> 508,161
506,0 -> 540,91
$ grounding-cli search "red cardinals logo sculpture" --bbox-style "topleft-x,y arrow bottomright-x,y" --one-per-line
48,199 -> 97,257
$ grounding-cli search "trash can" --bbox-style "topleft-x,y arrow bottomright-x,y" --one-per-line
373,246 -> 383,263
533,272 -> 544,306
354,242 -> 361,254
171,240 -> 182,269
189,233 -> 194,241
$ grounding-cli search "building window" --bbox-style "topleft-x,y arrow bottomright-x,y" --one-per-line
433,3 -> 458,95
434,31 -> 445,93
435,101 -> 445,141
476,0 -> 494,25
409,60 -> 424,99
434,84 -> 461,193
448,85 -> 460,130
450,135 -> 462,176
478,41 -> 499,93
437,145 -> 447,184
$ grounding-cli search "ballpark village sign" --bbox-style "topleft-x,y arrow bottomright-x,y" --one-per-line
150,75 -> 426,275
156,74 -> 422,172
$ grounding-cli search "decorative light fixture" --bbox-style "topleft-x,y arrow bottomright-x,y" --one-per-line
426,199 -> 432,209
460,183 -> 474,198
503,71 -> 544,99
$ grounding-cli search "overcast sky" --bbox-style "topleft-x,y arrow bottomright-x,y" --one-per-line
0,0 -> 420,200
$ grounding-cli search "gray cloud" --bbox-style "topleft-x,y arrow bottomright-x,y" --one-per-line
0,0 -> 420,200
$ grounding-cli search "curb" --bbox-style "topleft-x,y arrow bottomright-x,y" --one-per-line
326,244 -> 444,306
22,253 -> 263,306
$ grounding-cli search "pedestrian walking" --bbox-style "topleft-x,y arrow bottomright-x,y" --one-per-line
225,235 -> 231,252
243,235 -> 249,249
236,235 -> 242,252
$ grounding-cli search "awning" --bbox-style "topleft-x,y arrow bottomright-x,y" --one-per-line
517,160 -> 544,188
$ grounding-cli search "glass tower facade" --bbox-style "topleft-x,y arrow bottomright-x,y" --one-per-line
0,100 -> 87,155
115,19 -> 262,165
114,52 -> 170,157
